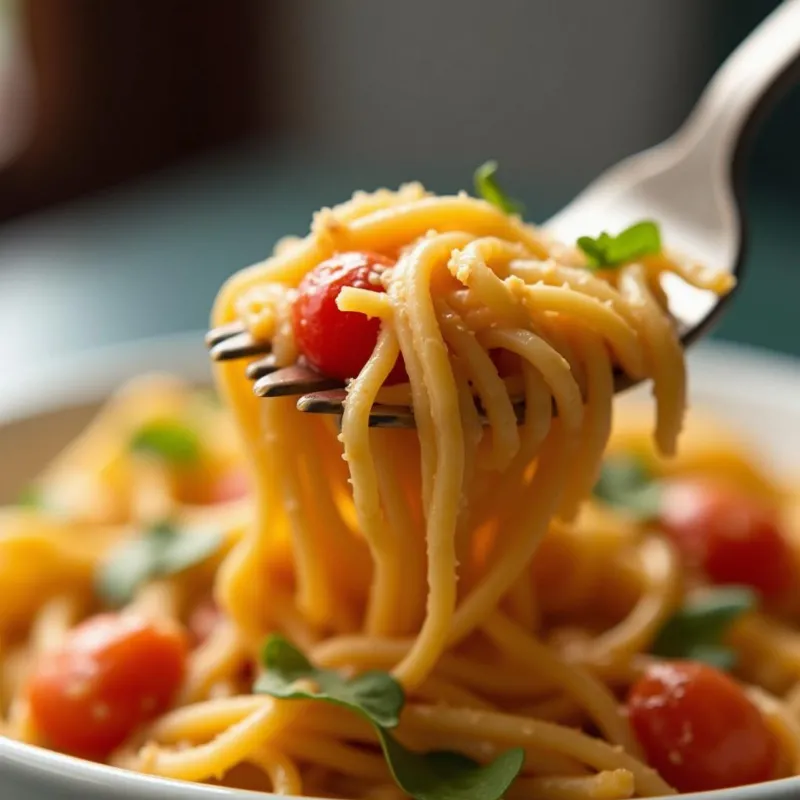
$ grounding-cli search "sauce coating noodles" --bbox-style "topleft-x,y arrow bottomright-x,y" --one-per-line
3,183 -> 799,799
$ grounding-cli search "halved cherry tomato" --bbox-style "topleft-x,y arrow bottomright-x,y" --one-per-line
627,661 -> 777,792
292,251 -> 406,382
27,613 -> 187,758
659,479 -> 794,599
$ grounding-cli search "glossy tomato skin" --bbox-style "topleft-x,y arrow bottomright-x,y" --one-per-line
659,479 -> 794,599
27,613 -> 187,758
292,251 -> 406,382
627,661 -> 778,793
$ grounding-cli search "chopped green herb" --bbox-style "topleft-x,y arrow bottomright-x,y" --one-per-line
18,485 -> 44,509
381,738 -> 523,800
681,644 -> 739,672
473,161 -> 525,216
255,635 -> 524,800
255,635 -> 404,728
651,586 -> 757,670
592,454 -> 661,520
577,220 -> 661,269
130,420 -> 201,465
96,521 -> 222,607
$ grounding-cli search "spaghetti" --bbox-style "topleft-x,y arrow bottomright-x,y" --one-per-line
2,175 -> 798,799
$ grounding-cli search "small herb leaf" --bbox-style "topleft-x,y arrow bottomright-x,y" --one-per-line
255,636 -> 524,800
154,524 -> 224,576
577,220 -> 661,269
96,522 -> 222,606
474,161 -> 525,216
684,644 -> 739,672
95,538 -> 159,608
651,586 -> 757,670
256,635 -> 403,728
592,454 -> 661,520
130,420 -> 201,465
381,735 -> 524,800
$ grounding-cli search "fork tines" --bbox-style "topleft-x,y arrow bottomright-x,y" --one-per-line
206,323 -> 340,397
207,323 -> 528,427
297,389 -> 527,429
253,365 -> 342,398
246,354 -> 280,381
205,322 -> 246,348
297,390 -> 416,428
208,324 -> 271,362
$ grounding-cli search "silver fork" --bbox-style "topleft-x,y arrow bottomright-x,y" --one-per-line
208,0 -> 800,428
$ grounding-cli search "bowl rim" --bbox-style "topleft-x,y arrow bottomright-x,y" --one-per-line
1,331 -> 800,800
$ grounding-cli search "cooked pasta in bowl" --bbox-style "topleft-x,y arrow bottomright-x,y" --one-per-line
2,175 -> 800,800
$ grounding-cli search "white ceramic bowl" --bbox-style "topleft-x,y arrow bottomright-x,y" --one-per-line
1,332 -> 799,800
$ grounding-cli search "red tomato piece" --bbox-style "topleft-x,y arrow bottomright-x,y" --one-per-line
659,479 -> 794,599
627,661 -> 778,792
27,613 -> 187,758
292,251 -> 406,382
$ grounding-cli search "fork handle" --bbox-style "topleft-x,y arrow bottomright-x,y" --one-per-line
678,0 -> 800,175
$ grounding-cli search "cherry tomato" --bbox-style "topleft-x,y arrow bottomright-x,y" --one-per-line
187,597 -> 221,646
627,661 -> 777,792
211,468 -> 250,504
27,613 -> 187,758
292,252 -> 406,382
659,479 -> 794,599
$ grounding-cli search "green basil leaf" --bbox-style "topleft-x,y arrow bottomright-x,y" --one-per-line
592,454 -> 661,520
130,420 -> 201,465
651,586 -> 757,669
153,524 -> 223,576
95,538 -> 161,608
575,235 -> 605,265
473,161 -> 525,216
96,521 -> 222,606
620,482 -> 662,519
255,636 -> 525,800
379,733 -> 524,800
255,635 -> 403,728
577,220 -> 661,269
684,644 -> 739,672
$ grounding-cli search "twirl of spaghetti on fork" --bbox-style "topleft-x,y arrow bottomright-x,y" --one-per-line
5,166 -> 800,800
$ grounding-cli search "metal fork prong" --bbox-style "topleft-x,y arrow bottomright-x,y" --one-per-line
246,354 -> 280,381
298,389 -> 529,428
253,365 -> 342,398
297,390 -> 417,428
296,389 -> 348,414
205,321 -> 246,348
209,331 -> 270,362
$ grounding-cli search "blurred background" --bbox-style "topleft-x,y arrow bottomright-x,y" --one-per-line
0,0 -> 798,378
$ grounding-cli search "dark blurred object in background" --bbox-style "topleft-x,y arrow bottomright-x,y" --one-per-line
0,0 -> 796,371
1,0 -> 797,221
0,0 -> 271,221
